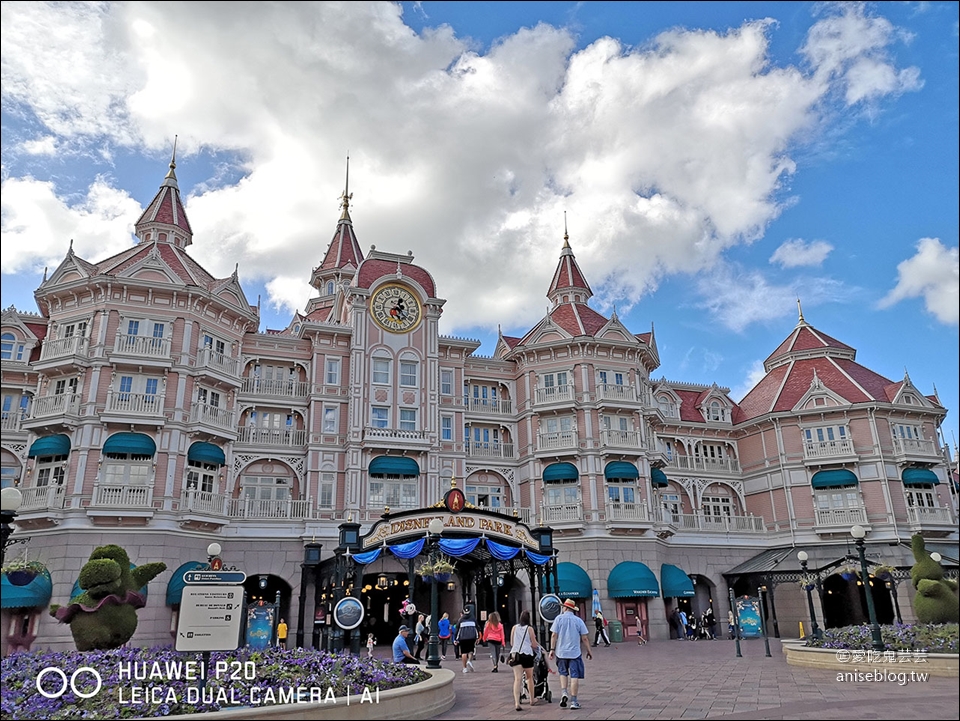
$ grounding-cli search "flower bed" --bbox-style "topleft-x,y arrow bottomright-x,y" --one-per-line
1,646 -> 429,720
804,623 -> 959,654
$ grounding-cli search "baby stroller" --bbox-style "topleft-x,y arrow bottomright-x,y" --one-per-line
520,648 -> 553,703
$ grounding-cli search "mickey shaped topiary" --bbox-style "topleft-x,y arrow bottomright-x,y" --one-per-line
909,534 -> 959,624
50,544 -> 166,651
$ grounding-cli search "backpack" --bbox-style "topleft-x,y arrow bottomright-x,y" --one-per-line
457,620 -> 478,642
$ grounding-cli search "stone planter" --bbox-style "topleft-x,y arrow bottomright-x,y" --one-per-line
784,644 -> 959,678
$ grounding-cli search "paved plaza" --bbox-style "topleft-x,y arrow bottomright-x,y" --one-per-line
404,638 -> 959,720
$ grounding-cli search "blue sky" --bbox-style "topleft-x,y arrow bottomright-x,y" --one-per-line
1,2 -> 958,446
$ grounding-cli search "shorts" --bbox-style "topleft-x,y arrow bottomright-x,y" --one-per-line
458,639 -> 476,655
516,652 -> 535,669
556,656 -> 585,679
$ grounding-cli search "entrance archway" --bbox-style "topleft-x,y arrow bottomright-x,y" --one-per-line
243,574 -> 292,630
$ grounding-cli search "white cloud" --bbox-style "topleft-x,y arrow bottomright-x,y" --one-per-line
732,359 -> 768,402
0,3 -> 923,334
879,238 -> 960,325
769,238 -> 834,268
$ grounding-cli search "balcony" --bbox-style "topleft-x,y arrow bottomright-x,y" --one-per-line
534,384 -> 574,406
890,437 -> 941,465
537,431 -> 578,452
239,377 -> 310,399
227,496 -> 314,520
607,502 -> 650,522
814,506 -> 868,529
473,505 -> 533,525
110,334 -> 172,366
905,506 -> 955,533
541,503 -> 584,524
103,392 -> 166,424
1,413 -> 25,433
24,394 -> 81,425
89,484 -> 154,509
596,383 -> 638,404
236,426 -> 308,447
362,426 -> 431,451
664,512 -> 765,533
17,485 -> 65,511
465,398 -> 513,415
197,347 -> 241,380
663,455 -> 741,475
37,336 -> 89,367
600,429 -> 642,449
189,402 -> 236,432
803,439 -> 857,463
465,442 -> 515,459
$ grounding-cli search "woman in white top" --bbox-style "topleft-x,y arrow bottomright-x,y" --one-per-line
509,609 -> 540,711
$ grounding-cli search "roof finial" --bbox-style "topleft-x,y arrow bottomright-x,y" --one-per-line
563,211 -> 570,249
339,154 -> 353,220
163,135 -> 179,188
797,298 -> 805,324
43,266 -> 48,282
69,238 -> 74,253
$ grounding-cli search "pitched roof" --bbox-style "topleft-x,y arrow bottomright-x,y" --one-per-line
317,217 -> 363,272
764,321 -> 854,369
547,238 -> 592,301
135,159 -> 193,240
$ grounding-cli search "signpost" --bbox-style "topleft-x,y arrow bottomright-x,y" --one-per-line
183,570 -> 247,585
175,585 -> 244,652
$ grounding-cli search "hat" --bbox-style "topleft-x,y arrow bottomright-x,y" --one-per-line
399,624 -> 411,633
563,599 -> 578,611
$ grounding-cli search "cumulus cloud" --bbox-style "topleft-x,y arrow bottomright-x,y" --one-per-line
0,2 -> 923,334
769,238 -> 834,268
732,359 -> 768,402
879,238 -> 959,325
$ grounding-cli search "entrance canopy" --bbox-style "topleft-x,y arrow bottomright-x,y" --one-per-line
608,561 -> 659,598
556,562 -> 592,598
660,563 -> 695,597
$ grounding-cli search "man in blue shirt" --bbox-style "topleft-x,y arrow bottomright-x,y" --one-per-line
549,599 -> 592,709
392,625 -> 419,664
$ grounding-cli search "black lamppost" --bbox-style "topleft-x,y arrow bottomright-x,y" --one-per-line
851,525 -> 884,651
758,585 -> 772,657
729,587 -> 741,658
797,551 -> 821,639
334,518 -> 362,653
0,487 -> 23,568
426,517 -> 444,669
297,542 -> 322,648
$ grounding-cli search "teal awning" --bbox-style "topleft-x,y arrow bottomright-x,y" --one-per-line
188,442 -> 225,466
166,561 -> 206,606
811,469 -> 858,489
650,468 -> 669,488
604,462 -> 639,480
555,562 -> 592,598
103,432 -> 156,456
543,462 -> 579,482
1,569 -> 53,609
608,561 -> 660,598
902,468 -> 939,486
369,456 -> 419,476
660,563 -> 695,598
28,434 -> 71,458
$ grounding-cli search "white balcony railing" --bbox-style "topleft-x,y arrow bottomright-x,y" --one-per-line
18,485 -> 65,511
906,506 -> 954,525
466,398 -> 513,415
814,506 -> 868,527
112,334 -> 171,359
537,431 -> 578,451
29,394 -> 80,419
40,335 -> 88,361
473,505 -> 533,525
236,426 -> 308,446
891,437 -> 938,456
607,502 -> 650,522
190,403 -> 236,430
465,442 -> 515,459
600,429 -> 642,448
666,512 -> 766,533
197,347 -> 240,376
541,503 -> 583,523
534,385 -> 575,405
803,439 -> 855,459
597,384 -> 637,403
664,455 -> 741,474
90,484 -> 154,508
1,413 -> 24,432
106,392 -> 165,416
363,427 -> 428,442
226,497 -> 313,519
240,377 -> 311,398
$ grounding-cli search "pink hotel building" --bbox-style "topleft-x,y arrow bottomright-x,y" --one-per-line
1,159 -> 957,653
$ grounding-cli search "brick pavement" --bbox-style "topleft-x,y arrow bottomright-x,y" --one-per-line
419,638 -> 959,720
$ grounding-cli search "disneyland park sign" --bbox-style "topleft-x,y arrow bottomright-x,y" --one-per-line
361,509 -> 540,550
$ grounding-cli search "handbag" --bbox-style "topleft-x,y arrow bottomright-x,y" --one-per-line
507,652 -> 519,666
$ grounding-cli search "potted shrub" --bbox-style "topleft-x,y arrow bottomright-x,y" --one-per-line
2,558 -> 48,586
838,565 -> 859,581
797,573 -> 818,592
872,564 -> 896,581
417,563 -> 435,583
434,559 -> 455,582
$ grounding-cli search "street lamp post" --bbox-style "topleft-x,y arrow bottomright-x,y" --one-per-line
758,586 -> 772,657
797,551 -> 821,639
1,487 -> 23,568
426,518 -> 444,669
851,525 -> 885,651
729,587 -> 741,658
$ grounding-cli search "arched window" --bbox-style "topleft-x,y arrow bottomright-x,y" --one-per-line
708,401 -> 725,422
326,281 -> 335,296
1,333 -> 25,361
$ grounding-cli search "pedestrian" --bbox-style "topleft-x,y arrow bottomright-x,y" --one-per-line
276,618 -> 288,649
705,608 -> 717,639
392,625 -> 420,664
509,609 -> 539,711
679,608 -> 690,639
366,632 -> 376,659
437,612 -> 451,659
414,614 -> 427,660
483,611 -> 506,672
548,598 -> 592,710
670,607 -> 683,640
455,609 -> 478,674
592,612 -> 611,647
727,609 -> 736,639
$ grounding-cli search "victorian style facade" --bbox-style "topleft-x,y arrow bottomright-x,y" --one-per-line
2,158 -> 957,653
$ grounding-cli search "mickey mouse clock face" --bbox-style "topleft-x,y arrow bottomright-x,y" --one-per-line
370,284 -> 422,333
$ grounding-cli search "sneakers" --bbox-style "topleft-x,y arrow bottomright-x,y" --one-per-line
491,667 -> 498,672
560,694 -> 568,708
467,660 -> 475,672
570,701 -> 582,710
462,668 -> 469,674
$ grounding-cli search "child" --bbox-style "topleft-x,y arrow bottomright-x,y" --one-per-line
366,633 -> 375,659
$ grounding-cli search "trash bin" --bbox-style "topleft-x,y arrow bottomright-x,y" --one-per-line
607,620 -> 623,643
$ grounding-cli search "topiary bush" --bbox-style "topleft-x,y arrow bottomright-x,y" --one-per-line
910,534 -> 959,624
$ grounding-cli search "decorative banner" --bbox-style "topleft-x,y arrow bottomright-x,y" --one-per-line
539,594 -> 562,623
362,510 -> 539,550
735,597 -> 763,638
245,602 -> 277,650
334,596 -> 365,631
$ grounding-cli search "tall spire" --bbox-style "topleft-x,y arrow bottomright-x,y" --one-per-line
310,154 -> 364,294
797,298 -> 806,325
547,215 -> 592,307
134,136 -> 193,247
339,154 -> 353,221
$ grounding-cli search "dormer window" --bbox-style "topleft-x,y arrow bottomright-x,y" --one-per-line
707,401 -> 727,422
